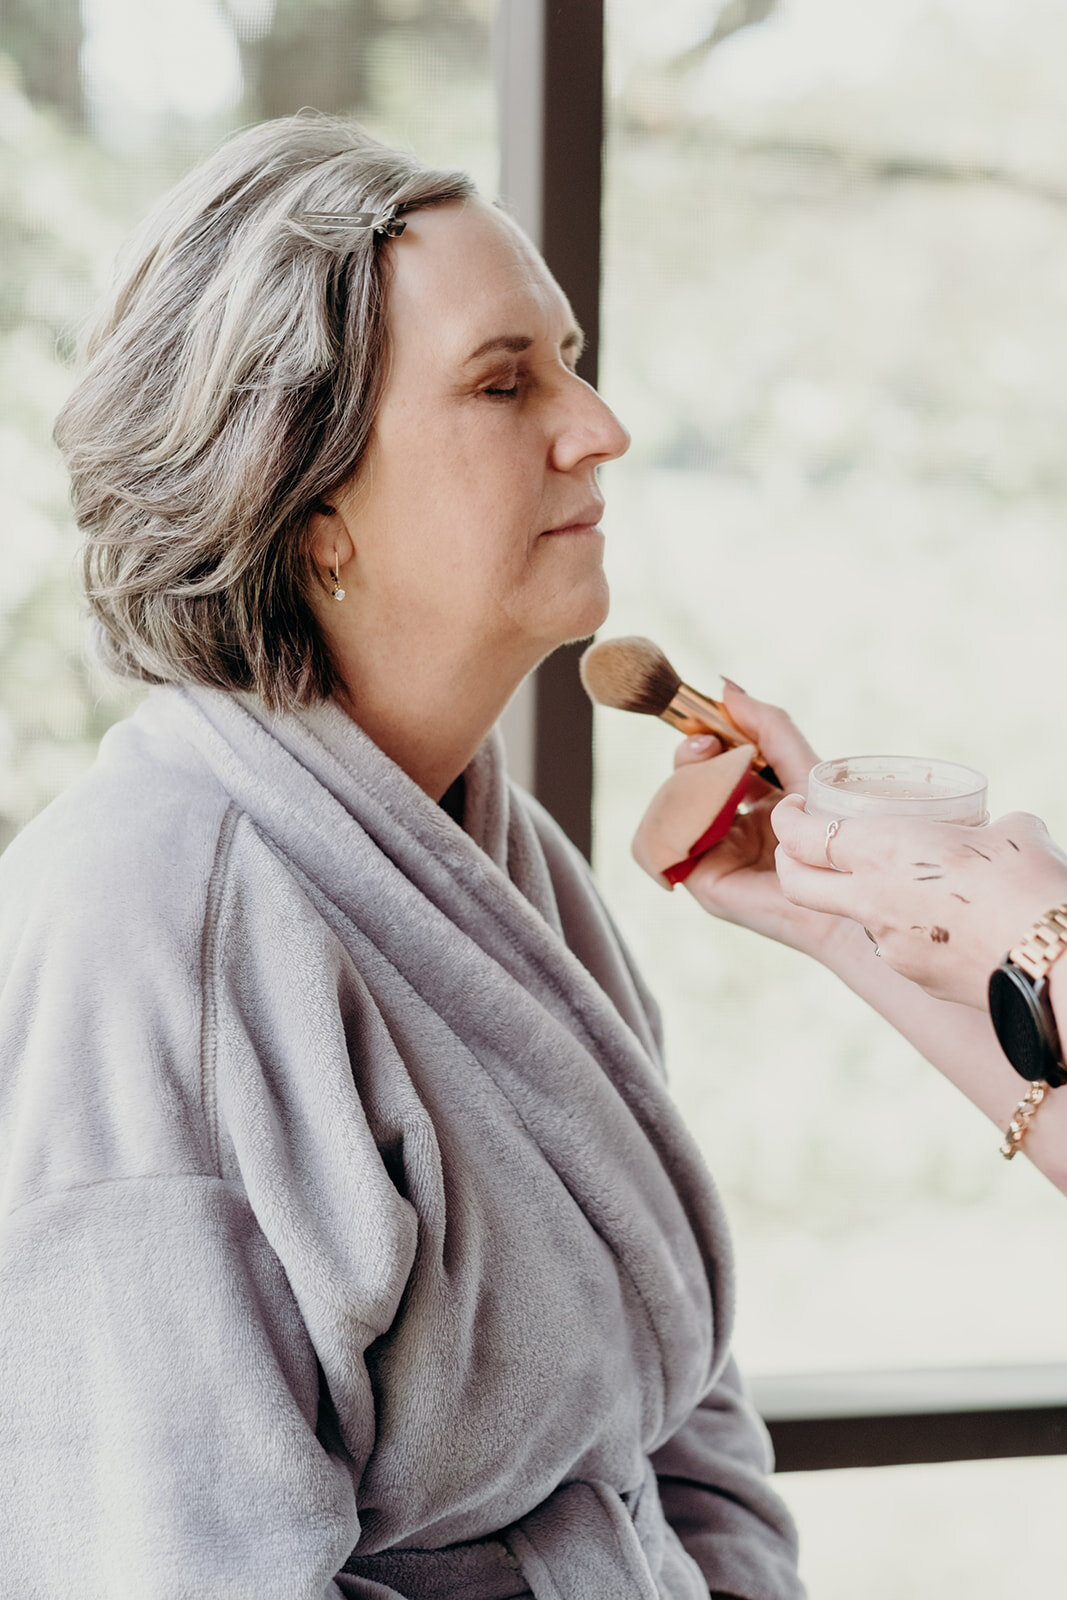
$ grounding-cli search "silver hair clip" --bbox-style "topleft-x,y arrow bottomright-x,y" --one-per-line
297,206 -> 406,238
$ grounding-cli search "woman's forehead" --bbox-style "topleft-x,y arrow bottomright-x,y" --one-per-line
384,199 -> 574,359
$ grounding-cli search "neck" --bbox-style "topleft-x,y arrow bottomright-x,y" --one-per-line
332,640 -> 537,801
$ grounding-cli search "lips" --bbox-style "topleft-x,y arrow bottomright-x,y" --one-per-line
543,502 -> 605,535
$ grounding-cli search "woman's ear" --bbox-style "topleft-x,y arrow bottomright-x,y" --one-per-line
308,500 -> 355,572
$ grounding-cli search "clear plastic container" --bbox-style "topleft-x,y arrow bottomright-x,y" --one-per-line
806,754 -> 988,824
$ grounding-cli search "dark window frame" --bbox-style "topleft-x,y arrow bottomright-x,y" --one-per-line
496,0 -> 602,859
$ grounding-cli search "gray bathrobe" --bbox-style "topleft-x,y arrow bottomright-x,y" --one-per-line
0,685 -> 803,1600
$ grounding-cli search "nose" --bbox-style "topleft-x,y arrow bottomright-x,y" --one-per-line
550,372 -> 630,472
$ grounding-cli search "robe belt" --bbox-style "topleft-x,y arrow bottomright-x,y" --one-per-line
342,1459 -> 707,1599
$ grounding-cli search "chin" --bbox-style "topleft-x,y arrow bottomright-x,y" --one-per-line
555,571 -> 611,647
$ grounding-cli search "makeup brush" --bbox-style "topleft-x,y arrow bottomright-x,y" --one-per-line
579,635 -> 782,790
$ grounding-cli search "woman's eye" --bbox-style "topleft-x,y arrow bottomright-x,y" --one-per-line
481,373 -> 522,399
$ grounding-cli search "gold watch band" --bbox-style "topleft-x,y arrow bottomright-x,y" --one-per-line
1007,903 -> 1067,983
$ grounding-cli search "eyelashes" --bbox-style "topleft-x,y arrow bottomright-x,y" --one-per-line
478,359 -> 581,401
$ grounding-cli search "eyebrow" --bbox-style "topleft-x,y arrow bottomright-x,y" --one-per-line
463,327 -> 586,364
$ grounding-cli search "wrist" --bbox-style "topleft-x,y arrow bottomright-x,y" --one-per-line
991,903 -> 1067,1163
996,872 -> 1067,965
1043,929 -> 1067,1062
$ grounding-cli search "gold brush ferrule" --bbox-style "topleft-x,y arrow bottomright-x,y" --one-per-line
661,683 -> 769,770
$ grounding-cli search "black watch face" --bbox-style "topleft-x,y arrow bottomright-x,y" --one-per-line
988,964 -> 1067,1086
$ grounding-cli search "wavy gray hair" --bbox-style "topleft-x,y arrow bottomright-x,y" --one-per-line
54,113 -> 476,708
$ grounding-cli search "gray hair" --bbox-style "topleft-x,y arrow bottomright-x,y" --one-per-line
54,113 -> 476,708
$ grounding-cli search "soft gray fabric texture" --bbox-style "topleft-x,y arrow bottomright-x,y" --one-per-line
0,685 -> 804,1600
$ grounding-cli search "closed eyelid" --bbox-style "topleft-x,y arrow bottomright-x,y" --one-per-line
475,354 -> 559,385
464,345 -> 580,399
479,362 -> 521,386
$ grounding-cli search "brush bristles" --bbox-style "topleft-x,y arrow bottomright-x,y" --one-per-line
579,636 -> 682,717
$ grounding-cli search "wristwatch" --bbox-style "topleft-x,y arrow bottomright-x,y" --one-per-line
988,904 -> 1067,1088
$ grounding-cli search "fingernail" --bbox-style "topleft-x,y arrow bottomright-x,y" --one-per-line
722,677 -> 747,695
684,734 -> 717,754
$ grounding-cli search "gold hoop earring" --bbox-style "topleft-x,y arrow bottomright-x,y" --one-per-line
329,550 -> 345,602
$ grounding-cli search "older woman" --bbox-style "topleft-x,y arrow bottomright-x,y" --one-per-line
658,690 -> 1067,1193
0,117 -> 803,1600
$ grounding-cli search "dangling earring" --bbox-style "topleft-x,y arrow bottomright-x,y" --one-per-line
329,550 -> 345,602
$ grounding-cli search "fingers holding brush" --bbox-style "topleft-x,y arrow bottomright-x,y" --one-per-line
670,727 -> 776,810
579,633 -> 840,948
714,681 -> 820,797
667,681 -> 814,805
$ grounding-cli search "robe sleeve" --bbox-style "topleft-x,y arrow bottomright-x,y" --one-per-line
650,1354 -> 806,1600
0,797 -> 419,1597
0,1174 -> 369,1599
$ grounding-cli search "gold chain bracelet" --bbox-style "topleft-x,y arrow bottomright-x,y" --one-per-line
1000,1080 -> 1049,1160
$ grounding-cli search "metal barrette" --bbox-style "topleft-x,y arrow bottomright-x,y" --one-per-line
296,205 -> 406,238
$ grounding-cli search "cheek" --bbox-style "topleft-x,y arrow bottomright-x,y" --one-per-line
367,408 -> 547,571
424,462 -> 544,578
384,509 -> 531,613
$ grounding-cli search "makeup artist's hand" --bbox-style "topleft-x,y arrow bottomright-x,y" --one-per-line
670,685 -> 851,961
772,797 -> 1067,1009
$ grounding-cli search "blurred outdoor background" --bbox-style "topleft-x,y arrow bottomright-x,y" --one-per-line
2,0 -> 1066,1593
